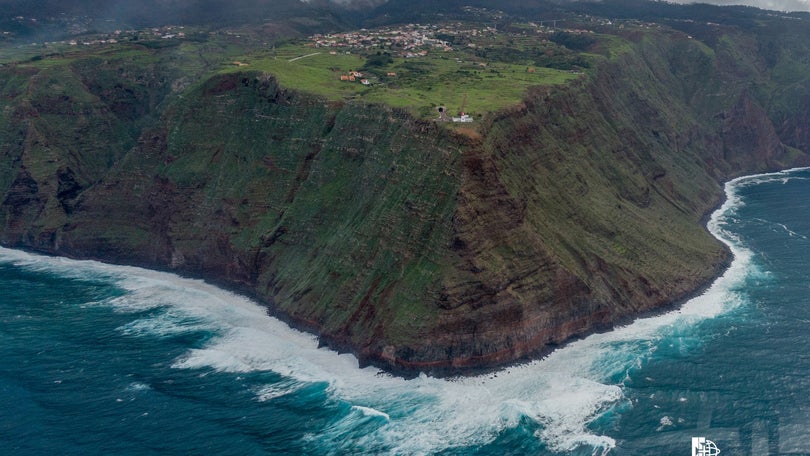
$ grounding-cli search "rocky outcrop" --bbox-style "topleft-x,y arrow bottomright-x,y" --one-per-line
2,26 -> 810,377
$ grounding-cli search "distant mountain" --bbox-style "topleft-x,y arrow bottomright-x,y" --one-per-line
362,0 -> 809,25
3,0 -> 807,31
0,0 -> 365,42
0,0 -> 333,25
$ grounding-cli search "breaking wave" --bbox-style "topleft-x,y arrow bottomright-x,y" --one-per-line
1,169 -> 796,454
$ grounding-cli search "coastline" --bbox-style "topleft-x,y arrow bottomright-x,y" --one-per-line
545,166 -> 810,357
5,169 -> 808,378
0,171 -> 771,453
0,238 -> 730,379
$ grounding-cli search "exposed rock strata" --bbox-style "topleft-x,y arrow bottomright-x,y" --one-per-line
1,31 -> 810,376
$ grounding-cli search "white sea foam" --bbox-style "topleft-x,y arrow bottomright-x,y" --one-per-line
1,169 -> 801,454
117,308 -> 216,337
352,405 -> 391,420
254,383 -> 300,402
657,416 -> 674,431
127,382 -> 151,392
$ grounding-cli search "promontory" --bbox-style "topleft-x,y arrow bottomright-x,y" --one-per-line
2,0 -> 810,376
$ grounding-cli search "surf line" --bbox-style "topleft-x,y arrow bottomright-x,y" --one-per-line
0,168 -> 806,454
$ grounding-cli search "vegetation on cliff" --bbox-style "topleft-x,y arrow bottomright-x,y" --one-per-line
2,2 -> 810,375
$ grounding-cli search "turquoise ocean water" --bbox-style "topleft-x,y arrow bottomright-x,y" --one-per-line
2,168 -> 810,455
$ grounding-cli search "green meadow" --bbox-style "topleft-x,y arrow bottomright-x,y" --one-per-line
229,41 -> 584,120
2,25 -> 606,122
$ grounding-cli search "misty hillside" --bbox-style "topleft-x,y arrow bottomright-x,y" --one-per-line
4,0 -> 808,44
0,0 -> 363,42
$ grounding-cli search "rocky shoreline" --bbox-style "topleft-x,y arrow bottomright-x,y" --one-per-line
3,25 -> 810,377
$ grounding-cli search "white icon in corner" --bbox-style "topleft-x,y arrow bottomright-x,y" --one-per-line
692,437 -> 721,456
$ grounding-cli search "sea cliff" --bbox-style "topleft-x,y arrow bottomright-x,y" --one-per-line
2,24 -> 809,376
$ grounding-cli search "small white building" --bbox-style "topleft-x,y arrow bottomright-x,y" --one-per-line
452,114 -> 473,123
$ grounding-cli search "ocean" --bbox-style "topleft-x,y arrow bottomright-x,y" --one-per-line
2,168 -> 810,456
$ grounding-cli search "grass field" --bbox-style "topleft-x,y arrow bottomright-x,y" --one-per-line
2,26 -> 597,121
229,43 -> 583,120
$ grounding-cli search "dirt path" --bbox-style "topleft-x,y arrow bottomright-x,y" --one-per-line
288,52 -> 321,62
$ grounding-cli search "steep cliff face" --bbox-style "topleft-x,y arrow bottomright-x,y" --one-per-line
2,27 -> 809,376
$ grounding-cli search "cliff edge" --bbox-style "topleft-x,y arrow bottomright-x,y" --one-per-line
2,24 -> 810,376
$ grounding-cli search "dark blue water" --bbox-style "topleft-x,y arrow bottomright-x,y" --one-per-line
1,168 -> 810,456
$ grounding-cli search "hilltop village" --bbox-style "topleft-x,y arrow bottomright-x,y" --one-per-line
291,20 -> 602,122
308,23 -> 499,58
2,14 -> 645,123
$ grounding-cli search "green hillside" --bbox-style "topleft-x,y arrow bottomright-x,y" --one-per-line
2,6 -> 810,375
